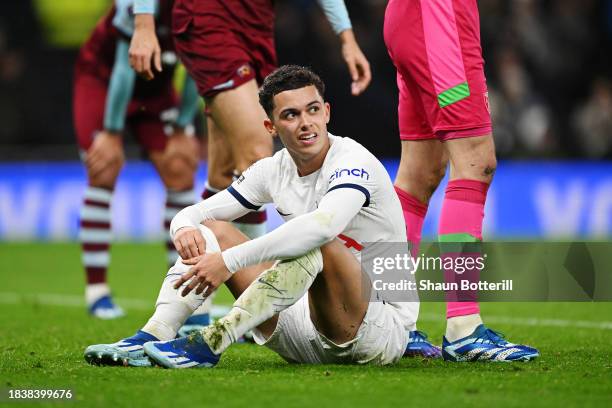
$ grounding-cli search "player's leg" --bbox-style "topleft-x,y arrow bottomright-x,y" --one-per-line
173,23 -> 273,239
206,80 -> 272,238
202,235 -> 368,353
394,143 -> 449,358
307,241 -> 417,365
83,223 -> 220,367
136,119 -> 199,269
143,221 -> 327,368
144,233 -> 409,367
157,113 -> 227,333
204,118 -> 235,197
73,74 -> 124,319
390,69 -> 448,257
306,241 -> 369,345
199,220 -> 280,338
404,0 -> 537,361
394,139 -> 447,255
84,220 -> 283,367
395,141 -> 444,355
165,240 -> 409,366
203,117 -> 268,239
439,133 -> 493,335
204,74 -> 272,173
438,135 -> 540,362
132,111 -> 214,333
385,10 -> 447,356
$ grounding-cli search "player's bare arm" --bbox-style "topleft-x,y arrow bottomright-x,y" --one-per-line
339,29 -> 371,96
129,14 -> 161,80
316,0 -> 371,96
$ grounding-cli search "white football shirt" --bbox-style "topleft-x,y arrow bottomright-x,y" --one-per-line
228,134 -> 408,258
170,133 -> 418,330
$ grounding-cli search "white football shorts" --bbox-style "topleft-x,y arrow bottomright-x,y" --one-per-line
252,295 -> 409,365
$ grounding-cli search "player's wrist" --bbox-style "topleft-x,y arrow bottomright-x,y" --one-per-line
134,14 -> 155,30
338,29 -> 356,45
101,129 -> 122,138
170,224 -> 195,240
176,226 -> 196,234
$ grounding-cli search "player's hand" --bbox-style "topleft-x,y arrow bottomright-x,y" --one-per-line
164,129 -> 198,172
85,131 -> 124,178
339,29 -> 371,96
173,226 -> 206,260
129,14 -> 162,80
174,252 -> 232,297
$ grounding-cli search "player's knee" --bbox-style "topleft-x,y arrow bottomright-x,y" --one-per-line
202,220 -> 247,251
449,134 -> 497,183
161,155 -> 196,190
320,239 -> 346,260
87,159 -> 123,188
480,157 -> 497,183
454,156 -> 496,183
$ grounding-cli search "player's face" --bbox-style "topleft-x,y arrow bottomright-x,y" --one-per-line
265,85 -> 331,169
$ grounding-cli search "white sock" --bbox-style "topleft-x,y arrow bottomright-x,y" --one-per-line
192,292 -> 215,316
142,225 -> 221,340
85,283 -> 111,306
445,314 -> 483,342
202,249 -> 323,354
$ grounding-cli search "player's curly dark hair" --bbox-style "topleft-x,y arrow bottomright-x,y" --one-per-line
259,65 -> 326,118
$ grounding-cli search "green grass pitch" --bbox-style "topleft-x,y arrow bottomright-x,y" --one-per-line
0,243 -> 610,407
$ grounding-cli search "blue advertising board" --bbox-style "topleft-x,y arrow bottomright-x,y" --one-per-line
0,160 -> 611,240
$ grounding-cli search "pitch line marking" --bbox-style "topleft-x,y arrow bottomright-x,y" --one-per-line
0,292 -> 611,330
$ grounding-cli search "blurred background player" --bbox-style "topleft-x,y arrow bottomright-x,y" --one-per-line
74,0 -> 200,318
384,0 -> 539,360
128,0 -> 372,240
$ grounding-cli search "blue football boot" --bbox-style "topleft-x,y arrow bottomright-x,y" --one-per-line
88,295 -> 125,319
442,324 -> 539,362
144,331 -> 220,369
84,330 -> 158,367
403,330 -> 442,358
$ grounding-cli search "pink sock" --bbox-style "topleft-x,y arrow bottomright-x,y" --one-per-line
394,186 -> 428,258
439,179 -> 489,319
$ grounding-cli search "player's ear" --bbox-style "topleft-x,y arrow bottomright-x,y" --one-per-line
324,102 -> 331,124
264,118 -> 277,137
